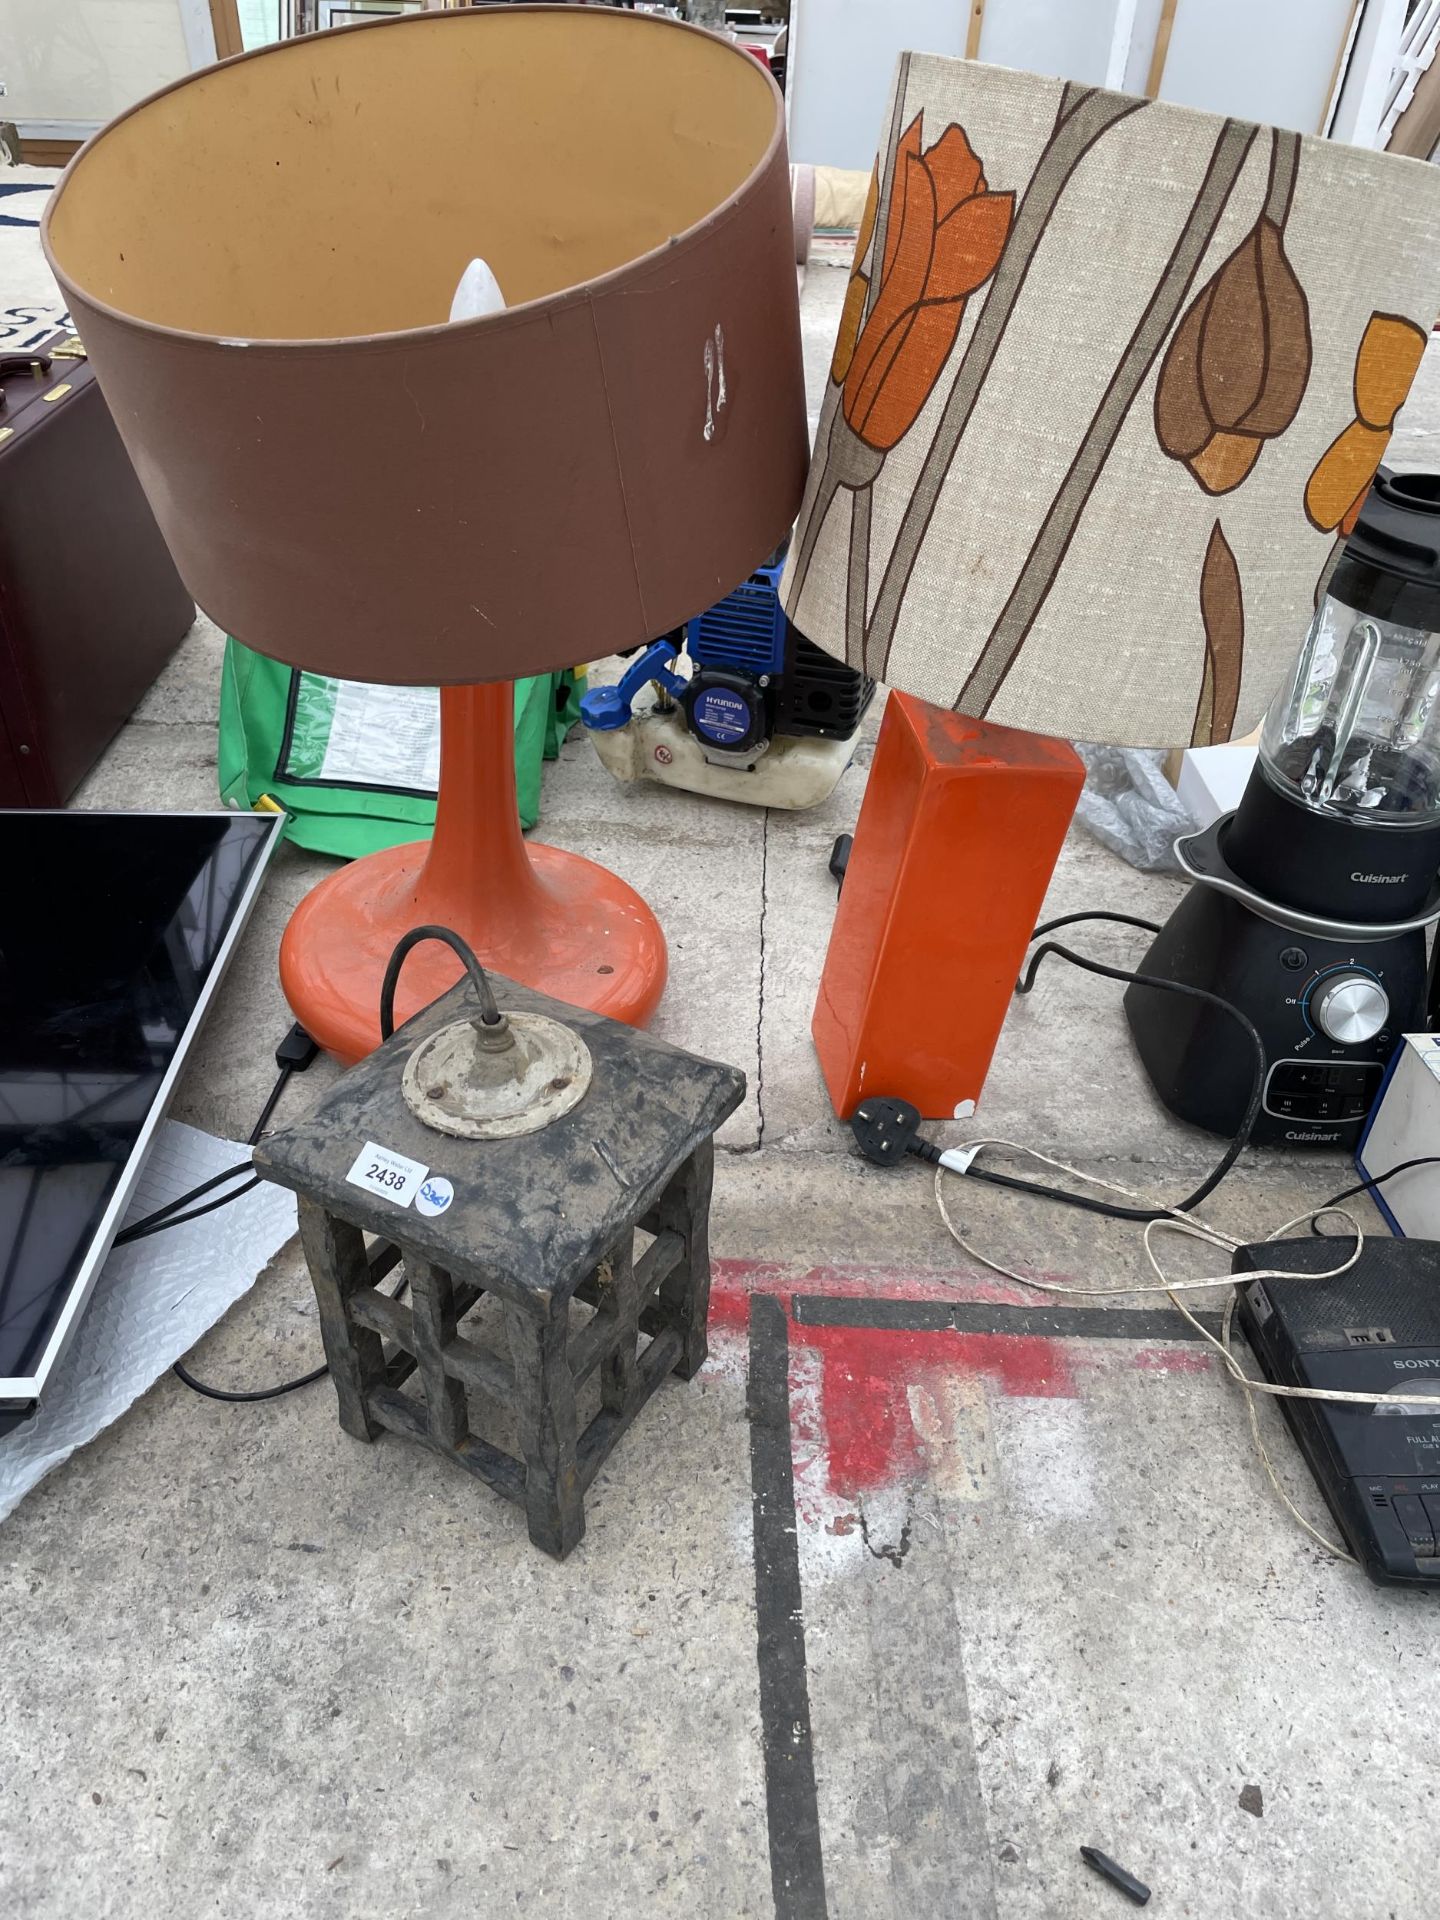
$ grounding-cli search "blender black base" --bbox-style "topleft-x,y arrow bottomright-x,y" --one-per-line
1129,466 -> 1440,1149
1125,888 -> 1425,1148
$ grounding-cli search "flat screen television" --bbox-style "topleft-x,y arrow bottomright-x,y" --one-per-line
0,811 -> 281,1429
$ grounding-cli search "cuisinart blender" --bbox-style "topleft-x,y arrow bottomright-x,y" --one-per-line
1127,470 -> 1440,1148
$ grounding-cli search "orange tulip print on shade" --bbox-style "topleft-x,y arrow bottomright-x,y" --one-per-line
783,57 -> 1440,747
1305,313 -> 1429,537
835,115 -> 1014,453
830,169 -> 878,387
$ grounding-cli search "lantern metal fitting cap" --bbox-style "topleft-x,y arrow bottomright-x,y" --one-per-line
403,1009 -> 592,1140
380,924 -> 593,1139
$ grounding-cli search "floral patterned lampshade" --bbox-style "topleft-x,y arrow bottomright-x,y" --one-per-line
783,57 -> 1440,749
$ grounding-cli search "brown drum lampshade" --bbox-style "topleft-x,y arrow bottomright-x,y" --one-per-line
43,6 -> 807,683
40,9 -> 809,1061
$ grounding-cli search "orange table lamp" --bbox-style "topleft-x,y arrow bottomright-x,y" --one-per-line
44,7 -> 807,1060
813,694 -> 1084,1120
782,49 -> 1440,1124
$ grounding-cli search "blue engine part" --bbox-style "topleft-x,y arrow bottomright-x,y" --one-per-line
681,553 -> 786,754
686,554 -> 788,679
580,640 -> 686,732
580,549 -> 873,761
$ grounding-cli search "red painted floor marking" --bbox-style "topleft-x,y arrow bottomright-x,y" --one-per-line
702,1283 -> 753,1338
810,1325 -> 923,1495
708,1259 -> 1202,1501
803,1323 -> 1077,1498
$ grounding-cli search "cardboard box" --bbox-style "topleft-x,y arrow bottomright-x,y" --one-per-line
1176,743 -> 1259,829
1356,1034 -> 1440,1238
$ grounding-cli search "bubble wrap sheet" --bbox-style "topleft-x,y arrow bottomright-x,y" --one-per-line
0,1122 -> 298,1522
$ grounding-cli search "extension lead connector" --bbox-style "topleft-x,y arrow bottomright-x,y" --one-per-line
275,1022 -> 320,1072
851,1098 -> 978,1175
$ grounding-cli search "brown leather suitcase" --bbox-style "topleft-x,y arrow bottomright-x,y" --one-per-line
0,340 -> 194,806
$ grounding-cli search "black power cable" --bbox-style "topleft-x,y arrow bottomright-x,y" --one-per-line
853,911 -> 1268,1224
1325,1155 -> 1440,1207
1006,939 -> 1266,1220
115,1161 -> 260,1248
1032,910 -> 1163,940
162,1023 -> 338,1402
378,924 -> 499,1042
173,1351 -> 330,1403
170,1042 -> 413,1404
116,1024 -> 321,1248
180,934 -> 500,1401
1314,1155 -> 1440,1228
163,930 -> 498,1406
1029,918 -> 1440,1224
249,1060 -> 297,1141
1025,919 -> 1440,1224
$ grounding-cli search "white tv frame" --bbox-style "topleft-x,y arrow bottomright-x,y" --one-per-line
0,811 -> 283,1416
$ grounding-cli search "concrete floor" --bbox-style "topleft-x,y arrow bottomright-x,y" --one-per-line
4,265 -> 1440,1920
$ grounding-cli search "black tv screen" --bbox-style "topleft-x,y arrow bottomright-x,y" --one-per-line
0,811 -> 280,1423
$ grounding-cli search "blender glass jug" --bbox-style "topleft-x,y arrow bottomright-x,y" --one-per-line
1226,468 -> 1440,923
1260,477 -> 1440,831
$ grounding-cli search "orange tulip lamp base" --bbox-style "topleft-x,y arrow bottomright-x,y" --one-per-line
280,683 -> 668,1063
812,693 -> 1084,1121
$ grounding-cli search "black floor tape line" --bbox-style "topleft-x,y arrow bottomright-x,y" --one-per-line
748,1293 -> 829,1920
792,1297 -> 1224,1340
747,1289 -> 1227,1915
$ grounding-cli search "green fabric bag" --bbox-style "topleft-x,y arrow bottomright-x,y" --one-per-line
217,637 -> 583,858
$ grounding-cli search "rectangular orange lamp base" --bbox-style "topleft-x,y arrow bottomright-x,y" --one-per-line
813,692 -> 1085,1121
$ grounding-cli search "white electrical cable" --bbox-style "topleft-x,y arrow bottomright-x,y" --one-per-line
933,1142 -> 1440,1563
934,1142 -> 1360,1295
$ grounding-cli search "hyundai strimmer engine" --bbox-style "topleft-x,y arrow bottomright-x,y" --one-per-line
580,548 -> 875,810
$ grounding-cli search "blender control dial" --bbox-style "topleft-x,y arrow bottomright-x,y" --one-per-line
1309,970 -> 1390,1045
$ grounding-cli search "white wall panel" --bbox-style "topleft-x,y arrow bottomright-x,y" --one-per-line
1160,0 -> 1359,134
0,0 -> 197,130
787,0 -> 969,169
